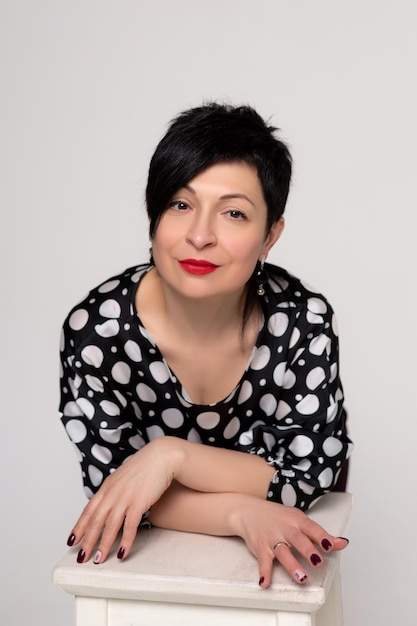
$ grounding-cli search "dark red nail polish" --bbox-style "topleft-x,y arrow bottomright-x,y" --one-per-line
338,536 -> 350,545
310,553 -> 322,566
77,549 -> 86,563
321,538 -> 332,551
259,576 -> 265,586
117,547 -> 125,560
67,533 -> 76,547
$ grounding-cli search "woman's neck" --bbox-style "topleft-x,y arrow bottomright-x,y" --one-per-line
137,267 -> 259,348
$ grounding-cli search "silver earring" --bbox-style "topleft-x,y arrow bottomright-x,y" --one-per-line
256,256 -> 267,296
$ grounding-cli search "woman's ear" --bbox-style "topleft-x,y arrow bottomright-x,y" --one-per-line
263,217 -> 285,257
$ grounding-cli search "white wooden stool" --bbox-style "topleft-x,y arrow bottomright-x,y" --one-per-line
53,492 -> 352,626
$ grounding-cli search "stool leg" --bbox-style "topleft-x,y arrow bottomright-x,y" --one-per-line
75,596 -> 108,626
275,610 -> 316,625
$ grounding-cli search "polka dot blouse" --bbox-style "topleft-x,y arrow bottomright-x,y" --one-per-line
59,263 -> 352,511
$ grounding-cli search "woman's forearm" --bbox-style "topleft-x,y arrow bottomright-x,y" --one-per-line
161,437 -> 275,499
148,481 -> 244,535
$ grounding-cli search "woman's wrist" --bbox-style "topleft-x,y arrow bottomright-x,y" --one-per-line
147,436 -> 187,482
225,492 -> 256,537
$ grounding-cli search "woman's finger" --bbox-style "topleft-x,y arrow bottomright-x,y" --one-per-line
257,546 -> 274,589
115,507 -> 148,562
89,507 -> 129,564
272,541 -> 309,585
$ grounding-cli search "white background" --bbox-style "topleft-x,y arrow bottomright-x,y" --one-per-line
1,1 -> 415,624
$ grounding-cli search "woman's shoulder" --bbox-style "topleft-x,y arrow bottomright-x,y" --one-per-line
61,263 -> 151,340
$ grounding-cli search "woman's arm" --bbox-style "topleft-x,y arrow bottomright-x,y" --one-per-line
150,482 -> 348,588
68,436 -> 348,586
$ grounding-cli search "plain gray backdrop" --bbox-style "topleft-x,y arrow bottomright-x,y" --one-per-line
1,1 -> 415,624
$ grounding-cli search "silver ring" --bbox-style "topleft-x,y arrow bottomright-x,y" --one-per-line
272,540 -> 290,552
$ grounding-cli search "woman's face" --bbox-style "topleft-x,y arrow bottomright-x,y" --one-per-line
151,161 -> 284,301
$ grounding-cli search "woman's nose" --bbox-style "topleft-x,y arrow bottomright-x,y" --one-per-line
185,213 -> 217,249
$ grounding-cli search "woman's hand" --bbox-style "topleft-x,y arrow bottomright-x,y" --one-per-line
229,495 -> 349,588
66,437 -> 184,564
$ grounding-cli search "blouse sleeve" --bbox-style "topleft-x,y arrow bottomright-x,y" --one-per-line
58,322 -> 145,499
236,296 -> 352,511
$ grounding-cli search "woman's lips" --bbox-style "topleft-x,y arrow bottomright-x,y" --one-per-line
178,259 -> 220,275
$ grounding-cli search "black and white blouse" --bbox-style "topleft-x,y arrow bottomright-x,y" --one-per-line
59,263 -> 352,511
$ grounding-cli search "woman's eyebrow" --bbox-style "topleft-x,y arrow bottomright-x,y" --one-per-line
220,194 -> 256,208
184,185 -> 256,208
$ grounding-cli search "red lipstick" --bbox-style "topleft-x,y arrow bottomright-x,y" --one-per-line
179,259 -> 219,275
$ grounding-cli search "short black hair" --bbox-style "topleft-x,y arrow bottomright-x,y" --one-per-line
146,102 -> 292,238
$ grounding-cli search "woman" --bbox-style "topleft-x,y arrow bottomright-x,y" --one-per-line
59,102 -> 352,589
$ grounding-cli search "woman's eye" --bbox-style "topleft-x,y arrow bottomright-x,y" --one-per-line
169,201 -> 189,211
228,209 -> 247,220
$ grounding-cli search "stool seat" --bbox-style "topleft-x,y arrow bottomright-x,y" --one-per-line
52,491 -> 352,626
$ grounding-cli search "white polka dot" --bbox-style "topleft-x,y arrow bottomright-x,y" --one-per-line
295,458 -> 312,472
65,419 -> 87,443
98,279 -> 120,293
187,428 -> 202,443
322,437 -> 343,457
161,408 -> 184,429
318,467 -> 333,488
273,362 -> 286,386
63,401 -> 83,417
283,369 -> 296,389
85,375 -> 104,393
263,431 -> 276,451
76,397 -> 95,419
136,383 -> 157,403
99,428 -> 122,444
91,444 -> 112,464
281,483 -> 297,506
84,486 -> 94,499
149,361 -> 170,384
88,465 -> 104,487
111,361 -> 131,384
196,411 -> 221,430
267,312 -> 289,337
306,367 -> 326,390
289,327 -> 300,349
100,400 -> 120,416
95,319 -> 120,337
298,480 -> 315,495
326,402 -> 338,423
124,340 -> 142,362
69,309 -> 89,331
308,297 -> 327,315
306,310 -> 324,324
296,394 -> 320,415
223,416 -> 241,439
238,429 -> 254,445
131,271 -> 142,283
332,313 -> 339,336
146,425 -> 165,440
259,393 -> 277,416
81,345 -> 104,368
276,400 -> 291,420
237,380 -> 253,404
289,435 -> 314,457
99,299 -> 121,318
129,434 -> 146,449
113,389 -> 127,408
309,334 -> 330,356
250,345 -> 271,370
